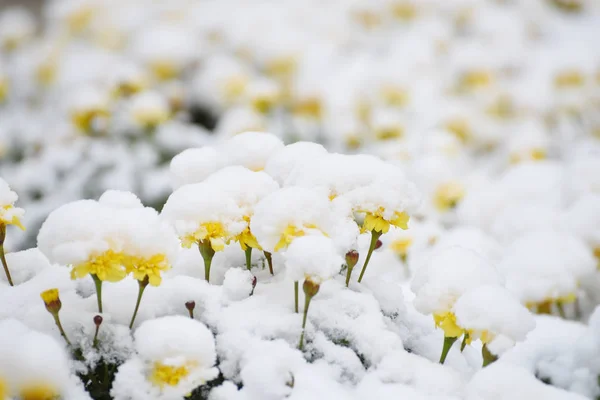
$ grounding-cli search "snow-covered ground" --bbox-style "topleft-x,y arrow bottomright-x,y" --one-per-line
1,0 -> 600,399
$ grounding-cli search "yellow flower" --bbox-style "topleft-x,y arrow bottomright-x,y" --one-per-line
222,75 -> 248,104
1,205 -> 25,230
390,237 -> 413,258
526,292 -> 577,314
0,377 -> 7,400
132,108 -> 170,130
459,70 -> 494,90
265,56 -> 297,77
128,254 -> 170,286
71,107 -> 110,134
554,69 -> 585,88
510,149 -> 547,164
274,223 -> 321,252
0,76 -> 8,103
292,97 -> 323,120
375,125 -> 404,141
150,60 -> 179,81
66,4 -> 94,34
40,288 -> 59,305
236,217 -> 262,251
70,250 -> 128,282
465,329 -> 494,345
445,118 -> 471,143
181,222 -> 228,251
594,247 -> 600,268
251,93 -> 279,114
380,86 -> 410,107
20,382 -> 59,400
150,362 -> 191,388
433,311 -> 464,338
390,1 -> 417,21
35,59 -> 58,87
433,182 -> 465,212
361,208 -> 410,234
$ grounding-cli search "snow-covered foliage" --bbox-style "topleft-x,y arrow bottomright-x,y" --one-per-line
1,0 -> 600,399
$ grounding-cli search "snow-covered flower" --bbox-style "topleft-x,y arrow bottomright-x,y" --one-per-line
0,7 -> 35,51
161,182 -> 244,281
169,146 -> 226,190
219,131 -> 284,171
498,230 -> 596,315
433,180 -> 466,212
412,246 -> 503,363
129,91 -> 171,131
111,316 -> 218,400
263,141 -> 328,186
0,319 -> 90,400
285,235 -> 343,285
453,285 -> 535,364
0,178 -> 25,231
69,87 -> 111,135
251,187 -> 332,253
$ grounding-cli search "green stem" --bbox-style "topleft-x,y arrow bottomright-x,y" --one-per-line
91,274 -> 103,313
357,230 -> 382,283
298,293 -> 313,350
187,308 -> 194,319
294,281 -> 299,313
93,325 -> 100,349
264,251 -> 274,275
439,336 -> 458,364
460,333 -> 469,352
0,225 -> 14,286
129,280 -> 148,329
556,302 -> 566,319
245,247 -> 253,271
199,240 -> 215,283
53,314 -> 72,347
482,344 -> 498,367
345,265 -> 353,287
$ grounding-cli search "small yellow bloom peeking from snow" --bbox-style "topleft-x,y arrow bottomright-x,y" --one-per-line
445,118 -> 471,143
458,69 -> 494,90
64,3 -> 95,34
554,69 -> 585,88
361,207 -> 410,234
390,236 -> 413,262
274,223 -> 321,252
292,97 -> 323,120
181,222 -> 229,252
0,178 -> 25,286
433,181 -> 465,212
433,311 -> 464,339
19,382 -> 60,400
221,75 -> 248,104
69,88 -> 111,135
0,74 -> 8,103
150,362 -> 192,388
40,288 -> 61,314
70,249 -> 128,282
380,85 -> 410,107
128,254 -> 170,287
509,148 -> 547,164
130,91 -> 171,131
390,1 -> 417,21
0,377 -> 7,400
149,60 -> 180,81
35,58 -> 58,87
526,292 -> 577,316
265,55 -> 297,78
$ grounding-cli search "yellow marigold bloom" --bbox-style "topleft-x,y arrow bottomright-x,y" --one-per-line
375,125 -> 404,141
236,217 -> 262,251
150,60 -> 179,81
433,311 -> 464,338
274,223 -> 321,252
40,288 -> 59,305
390,237 -> 413,258
181,222 -> 228,251
128,254 -> 170,286
251,94 -> 279,115
459,70 -> 493,90
292,97 -> 322,120
433,182 -> 465,212
70,250 -> 128,282
445,118 -> 471,143
361,208 -> 410,234
150,362 -> 191,388
1,205 -> 25,230
20,382 -> 59,400
0,377 -> 7,400
0,76 -> 8,103
554,69 -> 585,88
510,149 -> 547,164
71,107 -> 110,134
526,292 -> 577,314
132,107 -> 170,130
465,329 -> 494,345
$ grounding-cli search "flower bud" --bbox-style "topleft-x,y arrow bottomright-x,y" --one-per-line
40,288 -> 61,315
374,239 -> 383,251
303,279 -> 320,298
251,276 -> 257,289
185,301 -> 196,312
94,315 -> 103,327
345,250 -> 359,269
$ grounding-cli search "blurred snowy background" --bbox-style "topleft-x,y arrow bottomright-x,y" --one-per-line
0,0 -> 599,251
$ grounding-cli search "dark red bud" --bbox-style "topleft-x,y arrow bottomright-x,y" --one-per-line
185,301 -> 196,311
94,315 -> 103,326
374,240 -> 383,250
251,276 -> 257,288
303,279 -> 320,298
345,250 -> 359,268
